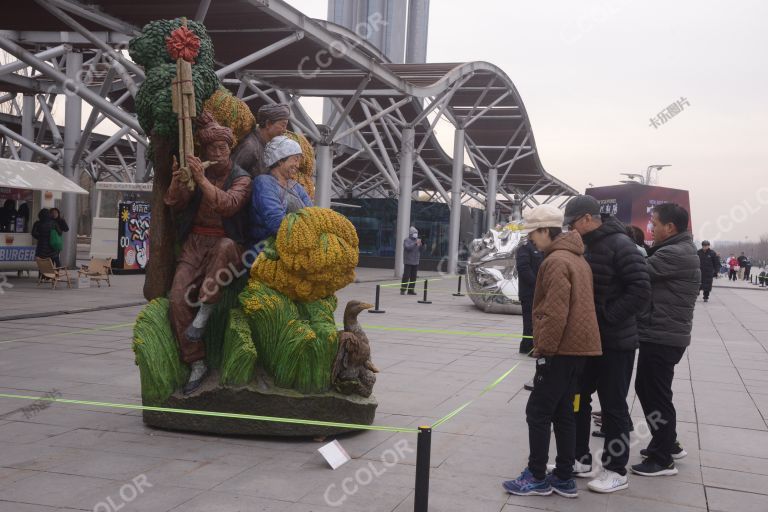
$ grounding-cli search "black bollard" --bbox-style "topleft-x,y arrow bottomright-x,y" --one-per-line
452,274 -> 465,297
414,426 -> 432,512
369,284 -> 386,314
418,279 -> 432,304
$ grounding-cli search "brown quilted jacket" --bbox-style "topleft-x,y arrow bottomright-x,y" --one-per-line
532,231 -> 602,357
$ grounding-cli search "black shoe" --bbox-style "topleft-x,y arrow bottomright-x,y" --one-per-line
407,292 -> 417,295
519,340 -> 533,355
183,361 -> 209,395
640,441 -> 687,460
523,379 -> 534,391
630,459 -> 678,477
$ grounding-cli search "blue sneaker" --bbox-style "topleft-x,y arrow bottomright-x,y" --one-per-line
503,468 -> 553,496
546,473 -> 579,498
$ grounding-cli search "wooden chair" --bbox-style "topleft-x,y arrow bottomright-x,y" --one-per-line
78,257 -> 112,287
35,257 -> 71,289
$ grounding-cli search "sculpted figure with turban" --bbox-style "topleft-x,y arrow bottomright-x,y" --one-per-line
164,111 -> 253,394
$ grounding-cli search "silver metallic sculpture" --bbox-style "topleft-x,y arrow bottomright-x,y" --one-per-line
466,227 -> 526,315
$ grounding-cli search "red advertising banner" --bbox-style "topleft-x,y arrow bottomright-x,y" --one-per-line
585,183 -> 692,244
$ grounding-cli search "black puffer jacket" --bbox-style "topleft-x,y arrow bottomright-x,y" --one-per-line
581,217 -> 651,351
516,239 -> 543,301
698,248 -> 719,288
639,231 -> 701,348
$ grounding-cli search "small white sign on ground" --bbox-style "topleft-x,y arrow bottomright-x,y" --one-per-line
318,440 -> 351,470
75,276 -> 90,289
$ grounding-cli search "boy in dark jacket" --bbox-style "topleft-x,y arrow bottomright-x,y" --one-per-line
504,205 -> 601,499
632,203 -> 700,477
516,239 -> 543,354
565,195 -> 651,493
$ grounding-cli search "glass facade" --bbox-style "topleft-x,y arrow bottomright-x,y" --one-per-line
332,198 -> 485,266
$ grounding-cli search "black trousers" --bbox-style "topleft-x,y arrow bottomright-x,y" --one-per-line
401,264 -> 418,293
728,270 -> 737,281
744,268 -> 752,280
526,355 -> 586,481
520,297 -> 534,353
700,282 -> 712,300
574,349 -> 635,475
635,342 -> 686,466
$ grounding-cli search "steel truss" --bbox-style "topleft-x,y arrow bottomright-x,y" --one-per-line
0,0 -> 577,274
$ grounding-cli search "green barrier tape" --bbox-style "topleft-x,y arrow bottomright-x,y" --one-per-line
0,393 -> 419,433
431,361 -> 523,430
0,322 -> 136,345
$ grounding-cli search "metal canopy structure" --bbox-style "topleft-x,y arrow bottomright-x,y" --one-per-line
0,0 -> 576,273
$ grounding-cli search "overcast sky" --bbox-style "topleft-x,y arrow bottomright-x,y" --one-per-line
287,0 -> 768,243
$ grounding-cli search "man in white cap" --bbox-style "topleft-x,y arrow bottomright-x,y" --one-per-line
401,226 -> 422,295
504,204 -> 601,499
249,135 -> 313,249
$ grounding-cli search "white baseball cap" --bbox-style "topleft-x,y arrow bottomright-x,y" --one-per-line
521,205 -> 565,233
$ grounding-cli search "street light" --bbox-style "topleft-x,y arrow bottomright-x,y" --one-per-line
645,164 -> 671,186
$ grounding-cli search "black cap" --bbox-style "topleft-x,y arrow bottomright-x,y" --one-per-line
702,240 -> 711,246
563,195 -> 601,225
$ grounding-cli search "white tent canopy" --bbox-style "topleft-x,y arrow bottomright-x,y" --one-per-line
0,158 -> 88,194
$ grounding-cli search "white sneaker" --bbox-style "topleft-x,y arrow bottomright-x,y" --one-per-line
587,469 -> 629,493
546,460 -> 593,478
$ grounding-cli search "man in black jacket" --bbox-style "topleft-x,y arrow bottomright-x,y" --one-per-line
632,203 -> 700,477
697,241 -> 719,302
565,195 -> 651,493
516,238 -> 543,354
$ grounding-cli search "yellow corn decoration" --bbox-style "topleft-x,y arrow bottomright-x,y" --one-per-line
250,207 -> 358,302
202,86 -> 255,147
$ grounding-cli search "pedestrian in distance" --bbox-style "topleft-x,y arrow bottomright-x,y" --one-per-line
697,241 -> 719,302
401,226 -> 421,295
31,208 -> 63,266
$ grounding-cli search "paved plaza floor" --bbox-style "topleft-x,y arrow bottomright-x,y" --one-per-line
1,269 -> 767,511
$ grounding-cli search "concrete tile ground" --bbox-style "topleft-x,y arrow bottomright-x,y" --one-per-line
1,268 -> 767,511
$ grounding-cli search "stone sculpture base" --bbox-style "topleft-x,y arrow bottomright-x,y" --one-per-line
142,372 -> 377,437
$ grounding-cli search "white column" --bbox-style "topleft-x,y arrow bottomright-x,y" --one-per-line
486,166 -> 497,232
20,95 -> 34,161
315,143 -> 332,208
61,51 -> 82,268
394,126 -> 414,277
447,128 -> 464,274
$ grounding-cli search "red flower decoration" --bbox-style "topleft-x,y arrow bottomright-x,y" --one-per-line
166,26 -> 201,63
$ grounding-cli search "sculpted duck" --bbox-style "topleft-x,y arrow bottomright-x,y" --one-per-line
332,300 -> 379,397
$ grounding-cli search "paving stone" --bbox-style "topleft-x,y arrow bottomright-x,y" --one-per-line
702,466 -> 768,495
706,487 -> 768,512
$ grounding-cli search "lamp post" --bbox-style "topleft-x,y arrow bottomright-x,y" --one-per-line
645,164 -> 671,186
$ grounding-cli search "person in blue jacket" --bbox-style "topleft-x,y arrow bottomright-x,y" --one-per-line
249,135 -> 313,252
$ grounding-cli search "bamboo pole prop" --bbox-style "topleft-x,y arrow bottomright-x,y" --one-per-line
170,17 -> 198,191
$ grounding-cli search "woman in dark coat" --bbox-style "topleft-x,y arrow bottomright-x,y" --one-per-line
31,208 -> 62,266
49,207 -> 69,266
